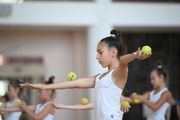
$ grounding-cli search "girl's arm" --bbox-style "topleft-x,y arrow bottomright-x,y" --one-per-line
123,96 -> 133,103
166,106 -> 171,120
51,102 -> 94,110
0,105 -> 36,112
135,91 -> 171,111
20,76 -> 97,90
177,104 -> 180,119
20,101 -> 54,120
116,48 -> 151,88
131,92 -> 150,104
120,47 -> 151,65
122,92 -> 150,104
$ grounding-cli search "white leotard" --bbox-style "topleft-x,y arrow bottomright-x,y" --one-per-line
94,70 -> 123,120
35,101 -> 54,120
4,99 -> 22,120
147,87 -> 170,120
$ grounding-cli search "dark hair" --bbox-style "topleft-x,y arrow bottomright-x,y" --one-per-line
100,30 -> 127,59
153,60 -> 169,86
2,93 -> 10,102
44,76 -> 56,98
9,79 -> 25,98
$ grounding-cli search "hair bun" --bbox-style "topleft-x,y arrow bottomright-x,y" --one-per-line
155,60 -> 165,70
48,76 -> 55,83
110,30 -> 121,40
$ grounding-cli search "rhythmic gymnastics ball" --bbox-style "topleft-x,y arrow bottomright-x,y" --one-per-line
18,101 -> 22,106
131,92 -> 137,98
131,92 -> 141,103
0,102 -> 3,108
134,98 -> 141,104
68,72 -> 76,81
81,98 -> 88,105
121,101 -> 130,107
142,45 -> 152,55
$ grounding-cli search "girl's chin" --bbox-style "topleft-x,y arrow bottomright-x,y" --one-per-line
101,65 -> 107,68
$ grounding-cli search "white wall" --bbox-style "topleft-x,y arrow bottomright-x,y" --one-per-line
0,2 -> 180,27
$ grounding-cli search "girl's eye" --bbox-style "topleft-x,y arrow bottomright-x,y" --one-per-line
99,52 -> 102,54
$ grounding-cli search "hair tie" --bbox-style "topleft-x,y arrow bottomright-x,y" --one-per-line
158,65 -> 162,69
110,34 -> 116,38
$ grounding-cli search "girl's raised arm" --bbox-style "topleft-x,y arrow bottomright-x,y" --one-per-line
20,76 -> 97,90
116,48 -> 151,88
119,47 -> 151,66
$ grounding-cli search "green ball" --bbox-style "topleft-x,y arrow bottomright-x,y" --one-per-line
68,72 -> 76,81
121,101 -> 130,107
134,99 -> 141,104
142,45 -> 152,55
81,98 -> 88,105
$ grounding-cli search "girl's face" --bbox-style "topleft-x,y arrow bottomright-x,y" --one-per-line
38,89 -> 52,101
150,70 -> 162,88
96,42 -> 115,68
38,90 -> 47,101
7,84 -> 19,99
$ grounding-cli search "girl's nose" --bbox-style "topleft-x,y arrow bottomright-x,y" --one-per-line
96,54 -> 99,60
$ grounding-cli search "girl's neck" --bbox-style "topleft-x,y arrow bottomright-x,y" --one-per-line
42,98 -> 52,104
108,59 -> 119,72
11,96 -> 19,102
155,84 -> 166,93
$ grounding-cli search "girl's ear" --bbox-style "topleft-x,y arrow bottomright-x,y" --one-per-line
159,74 -> 165,82
15,88 -> 20,94
111,48 -> 117,57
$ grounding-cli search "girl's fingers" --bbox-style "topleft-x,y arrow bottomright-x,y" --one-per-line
121,106 -> 130,113
50,102 -> 60,109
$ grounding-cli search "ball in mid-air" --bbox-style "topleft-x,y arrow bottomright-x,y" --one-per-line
81,98 -> 88,105
68,72 -> 76,81
121,101 -> 130,107
142,45 -> 152,55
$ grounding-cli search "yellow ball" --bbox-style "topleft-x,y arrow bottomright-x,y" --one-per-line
121,101 -> 130,107
18,101 -> 22,106
0,102 -> 3,108
81,98 -> 88,105
142,45 -> 152,55
68,72 -> 76,81
134,99 -> 141,104
131,92 -> 137,99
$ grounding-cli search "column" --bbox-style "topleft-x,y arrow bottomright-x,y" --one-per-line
87,0 -> 113,120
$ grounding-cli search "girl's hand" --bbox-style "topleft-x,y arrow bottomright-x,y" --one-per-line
130,92 -> 137,99
0,108 -> 7,115
133,47 -> 152,60
121,105 -> 131,113
133,94 -> 146,103
20,83 -> 43,90
51,102 -> 65,109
